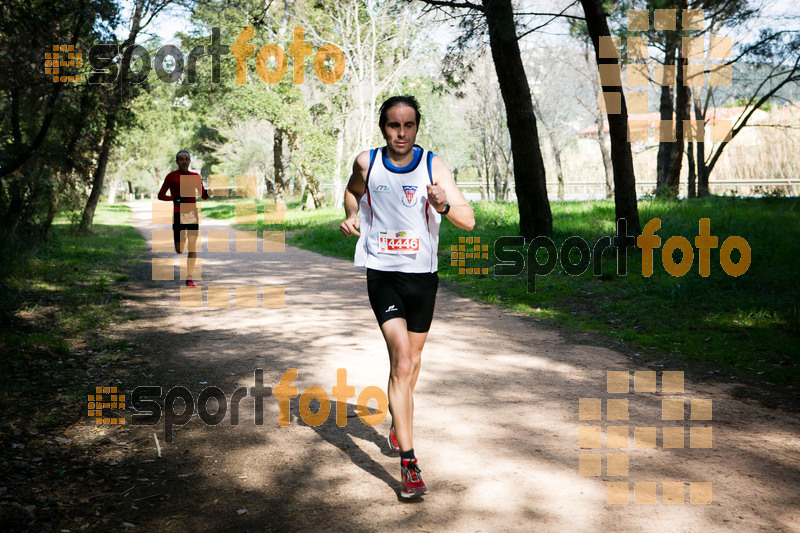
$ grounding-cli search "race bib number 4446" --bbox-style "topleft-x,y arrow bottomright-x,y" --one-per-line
180,210 -> 199,224
378,230 -> 420,254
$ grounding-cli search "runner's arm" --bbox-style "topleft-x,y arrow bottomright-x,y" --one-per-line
340,151 -> 370,237
428,156 -> 475,231
200,175 -> 210,200
157,174 -> 173,202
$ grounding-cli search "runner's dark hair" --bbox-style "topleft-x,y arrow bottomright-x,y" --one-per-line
176,150 -> 191,159
379,95 -> 421,130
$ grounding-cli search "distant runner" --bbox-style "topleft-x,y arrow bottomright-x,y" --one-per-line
157,150 -> 209,287
340,95 -> 475,499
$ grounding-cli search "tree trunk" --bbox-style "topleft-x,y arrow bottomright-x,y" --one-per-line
579,0 -> 641,235
492,159 -> 503,201
0,83 -> 64,179
697,145 -> 708,196
485,140 -> 493,200
497,143 -> 513,201
302,165 -> 326,209
42,171 -> 63,241
41,85 -> 93,239
532,97 -> 564,201
79,113 -> 116,232
543,126 -> 564,202
293,166 -> 306,199
687,142 -> 696,198
656,44 -> 676,191
693,91 -> 709,197
665,46 -> 690,197
485,159 -> 493,201
273,128 -> 286,202
78,0 -> 145,231
332,127 -> 345,208
476,162 -> 486,201
493,169 -> 503,201
554,146 -> 564,202
484,0 -> 552,238
107,173 -> 118,204
597,122 -> 614,199
584,45 -> 614,198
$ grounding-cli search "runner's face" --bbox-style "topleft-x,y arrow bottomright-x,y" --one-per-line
381,105 -> 417,158
176,154 -> 191,172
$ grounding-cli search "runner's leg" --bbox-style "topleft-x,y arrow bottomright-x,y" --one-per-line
380,317 -> 417,452
174,228 -> 185,254
186,229 -> 199,278
405,330 -> 429,430
408,330 -> 429,392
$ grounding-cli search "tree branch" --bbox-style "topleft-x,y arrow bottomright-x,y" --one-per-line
516,1 -> 583,39
705,60 -> 800,174
418,0 -> 484,13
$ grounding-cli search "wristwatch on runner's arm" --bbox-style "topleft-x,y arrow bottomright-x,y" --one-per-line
437,202 -> 450,216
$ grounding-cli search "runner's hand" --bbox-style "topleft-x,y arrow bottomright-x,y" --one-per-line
340,216 -> 361,237
426,184 -> 446,211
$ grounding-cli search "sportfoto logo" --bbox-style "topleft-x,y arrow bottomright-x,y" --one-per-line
459,218 -> 751,292
92,369 -> 387,442
81,25 -> 344,90
579,371 -> 714,505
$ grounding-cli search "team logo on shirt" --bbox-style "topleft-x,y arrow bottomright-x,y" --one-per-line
401,185 -> 418,207
374,185 -> 390,194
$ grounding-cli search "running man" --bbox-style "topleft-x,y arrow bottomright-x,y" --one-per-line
340,96 -> 475,498
157,150 -> 209,286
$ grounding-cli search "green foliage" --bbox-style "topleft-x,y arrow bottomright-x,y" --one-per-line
111,80 -> 198,196
0,0 -> 121,248
172,1 -> 343,202
731,97 -> 773,112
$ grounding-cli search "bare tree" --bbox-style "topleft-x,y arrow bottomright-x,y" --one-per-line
697,30 -> 800,194
461,54 -> 512,201
301,0 -> 429,207
420,0 -> 555,237
565,40 -> 615,198
523,44 -> 588,201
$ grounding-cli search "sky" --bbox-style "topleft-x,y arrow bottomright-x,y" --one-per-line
115,0 -> 799,50
114,2 -> 189,43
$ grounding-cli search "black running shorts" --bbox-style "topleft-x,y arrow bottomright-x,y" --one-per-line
366,268 -> 439,333
173,211 -> 199,244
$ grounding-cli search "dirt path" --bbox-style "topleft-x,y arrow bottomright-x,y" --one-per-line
107,201 -> 800,532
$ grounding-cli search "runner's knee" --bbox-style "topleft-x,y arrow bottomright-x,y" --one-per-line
391,354 -> 415,381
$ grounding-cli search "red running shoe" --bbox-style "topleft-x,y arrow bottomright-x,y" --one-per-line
400,458 -> 428,498
388,426 -> 400,452
186,278 -> 197,287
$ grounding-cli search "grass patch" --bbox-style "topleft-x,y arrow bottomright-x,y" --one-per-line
0,204 -> 151,429
207,196 -> 800,386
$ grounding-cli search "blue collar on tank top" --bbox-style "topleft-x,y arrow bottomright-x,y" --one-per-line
381,145 -> 423,173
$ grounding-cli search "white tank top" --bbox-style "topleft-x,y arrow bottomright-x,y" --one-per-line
354,145 -> 441,273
